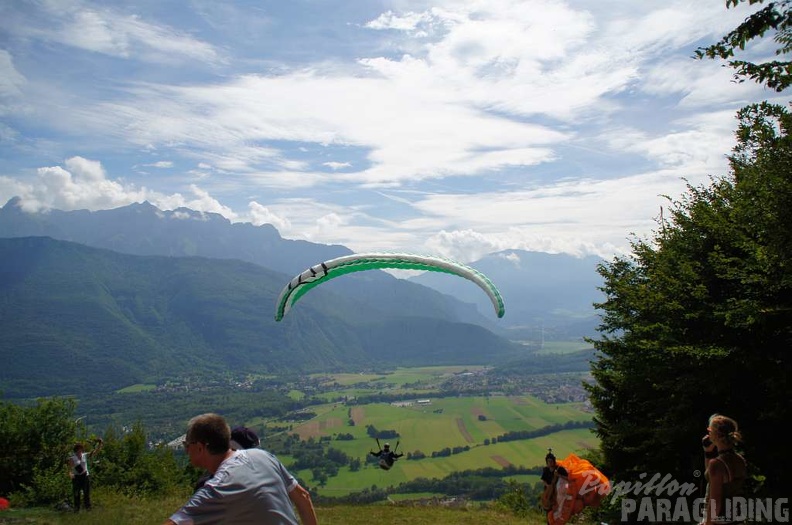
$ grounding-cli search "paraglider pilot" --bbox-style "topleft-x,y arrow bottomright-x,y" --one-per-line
370,440 -> 403,470
540,448 -> 558,511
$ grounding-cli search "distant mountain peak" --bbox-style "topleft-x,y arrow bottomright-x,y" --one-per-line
1,196 -> 23,211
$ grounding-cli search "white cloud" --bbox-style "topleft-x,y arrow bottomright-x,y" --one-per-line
0,50 -> 27,99
248,201 -> 291,231
20,3 -> 222,65
26,160 -> 145,212
496,251 -> 522,266
146,161 -> 173,168
366,10 -> 434,35
0,0 -> 778,263
2,157 -> 237,220
146,185 -> 239,221
323,161 -> 351,170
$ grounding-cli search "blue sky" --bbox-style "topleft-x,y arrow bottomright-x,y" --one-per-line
0,0 -> 784,263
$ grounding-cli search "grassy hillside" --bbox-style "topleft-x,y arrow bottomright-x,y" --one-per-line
0,491 -> 555,525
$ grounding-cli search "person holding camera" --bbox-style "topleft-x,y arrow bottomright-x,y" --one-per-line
67,437 -> 103,512
701,414 -> 746,525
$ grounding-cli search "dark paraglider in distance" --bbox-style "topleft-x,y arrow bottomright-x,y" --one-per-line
369,438 -> 403,471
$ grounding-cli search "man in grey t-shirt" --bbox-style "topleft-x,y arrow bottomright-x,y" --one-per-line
164,413 -> 317,525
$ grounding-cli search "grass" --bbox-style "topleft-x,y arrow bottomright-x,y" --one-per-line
0,490 -> 555,525
115,383 -> 156,393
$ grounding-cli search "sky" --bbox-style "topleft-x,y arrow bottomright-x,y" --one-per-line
0,0 -> 785,263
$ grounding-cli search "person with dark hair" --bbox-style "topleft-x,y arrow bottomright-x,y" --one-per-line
67,437 -> 103,512
230,426 -> 261,451
165,413 -> 317,525
541,449 -> 558,485
194,425 -> 262,491
701,414 -> 747,525
369,441 -> 403,470
540,449 -> 559,512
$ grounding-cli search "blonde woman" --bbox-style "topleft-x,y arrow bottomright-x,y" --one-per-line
701,414 -> 747,525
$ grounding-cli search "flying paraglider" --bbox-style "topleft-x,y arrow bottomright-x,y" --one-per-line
369,438 -> 403,470
274,252 -> 505,321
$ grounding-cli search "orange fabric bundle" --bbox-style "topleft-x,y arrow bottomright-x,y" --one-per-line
547,453 -> 610,525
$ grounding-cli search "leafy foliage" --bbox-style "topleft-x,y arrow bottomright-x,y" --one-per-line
493,479 -> 537,518
694,0 -> 792,91
586,102 -> 792,499
0,398 -> 193,507
93,423 -> 188,497
0,397 -> 77,503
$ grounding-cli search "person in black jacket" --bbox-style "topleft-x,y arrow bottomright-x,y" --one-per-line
540,449 -> 558,511
370,442 -> 403,470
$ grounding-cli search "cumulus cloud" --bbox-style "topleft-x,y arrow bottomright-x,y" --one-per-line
2,157 -> 237,220
365,10 -> 434,35
424,229 -> 505,262
0,0 -> 776,262
248,201 -> 291,231
19,156 -> 147,212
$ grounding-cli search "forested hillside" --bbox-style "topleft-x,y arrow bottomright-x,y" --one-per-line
0,237 -> 526,398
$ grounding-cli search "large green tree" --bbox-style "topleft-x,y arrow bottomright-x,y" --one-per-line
586,101 -> 792,500
0,397 -> 78,503
695,0 -> 792,91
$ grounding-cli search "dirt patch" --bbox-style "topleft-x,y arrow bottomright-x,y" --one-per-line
350,407 -> 365,425
298,421 -> 322,439
491,455 -> 512,467
456,418 -> 475,443
296,417 -> 345,439
470,407 -> 487,418
320,417 -> 343,430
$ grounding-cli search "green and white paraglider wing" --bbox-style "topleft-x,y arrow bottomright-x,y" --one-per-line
274,252 -> 505,321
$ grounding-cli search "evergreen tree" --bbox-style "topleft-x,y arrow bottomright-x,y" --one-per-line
586,102 -> 792,499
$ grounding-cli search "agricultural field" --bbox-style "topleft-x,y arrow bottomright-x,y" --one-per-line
304,427 -> 592,492
535,341 -> 594,355
116,383 -> 157,393
269,366 -> 597,497
306,365 -> 491,402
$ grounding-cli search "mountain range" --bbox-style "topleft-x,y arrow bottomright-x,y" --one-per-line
0,198 -> 606,399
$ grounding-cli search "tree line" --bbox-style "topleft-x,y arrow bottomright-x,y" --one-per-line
0,397 -> 192,507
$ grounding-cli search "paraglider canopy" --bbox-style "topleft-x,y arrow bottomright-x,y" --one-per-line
275,252 -> 505,321
546,453 -> 610,525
